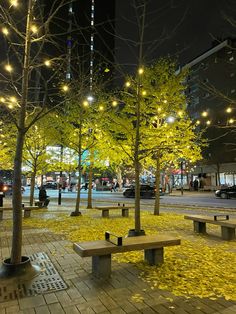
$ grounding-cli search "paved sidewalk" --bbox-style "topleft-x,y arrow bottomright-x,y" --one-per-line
0,206 -> 236,313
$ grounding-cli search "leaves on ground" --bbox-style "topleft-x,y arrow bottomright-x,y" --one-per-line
8,209 -> 236,301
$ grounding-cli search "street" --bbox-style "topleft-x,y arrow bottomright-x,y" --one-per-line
20,187 -> 236,210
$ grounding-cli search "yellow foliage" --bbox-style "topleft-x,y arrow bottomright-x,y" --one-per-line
19,210 -> 236,301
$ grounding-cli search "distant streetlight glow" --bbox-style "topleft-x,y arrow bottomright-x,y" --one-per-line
167,116 -> 175,123
87,95 -> 94,102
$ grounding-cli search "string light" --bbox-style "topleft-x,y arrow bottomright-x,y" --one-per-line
2,27 -> 9,36
83,101 -> 89,107
44,60 -> 51,67
99,105 -> 104,111
112,100 -> 118,107
226,107 -> 232,113
10,0 -> 18,7
206,120 -> 211,125
138,68 -> 144,75
125,81 -> 131,87
5,64 -> 13,72
62,85 -> 69,92
30,25 -> 38,33
201,111 -> 208,117
229,118 -> 234,124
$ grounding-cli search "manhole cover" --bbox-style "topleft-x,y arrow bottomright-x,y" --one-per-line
0,252 -> 67,302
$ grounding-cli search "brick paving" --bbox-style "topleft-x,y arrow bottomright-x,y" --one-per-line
0,201 -> 235,313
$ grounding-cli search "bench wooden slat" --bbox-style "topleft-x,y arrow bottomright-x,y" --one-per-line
73,234 -> 181,257
184,215 -> 236,228
95,206 -> 134,210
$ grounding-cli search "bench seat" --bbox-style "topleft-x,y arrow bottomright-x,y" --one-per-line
73,234 -> 180,278
184,215 -> 236,240
0,206 -> 39,220
95,205 -> 135,217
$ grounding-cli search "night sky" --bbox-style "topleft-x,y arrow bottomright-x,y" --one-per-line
115,0 -> 235,69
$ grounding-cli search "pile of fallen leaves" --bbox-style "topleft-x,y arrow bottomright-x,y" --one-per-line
20,210 -> 236,300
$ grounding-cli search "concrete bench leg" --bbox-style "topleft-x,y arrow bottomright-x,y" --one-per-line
102,209 -> 109,218
24,209 -> 31,218
221,226 -> 235,240
0,210 -> 3,220
144,248 -> 164,265
122,208 -> 129,217
193,221 -> 206,234
92,254 -> 111,278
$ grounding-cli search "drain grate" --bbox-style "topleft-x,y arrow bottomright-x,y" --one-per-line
0,252 -> 67,302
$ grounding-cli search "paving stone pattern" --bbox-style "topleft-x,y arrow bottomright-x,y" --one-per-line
0,205 -> 236,313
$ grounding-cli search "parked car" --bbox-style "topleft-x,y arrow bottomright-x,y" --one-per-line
215,185 -> 236,199
43,181 -> 58,189
123,184 -> 164,198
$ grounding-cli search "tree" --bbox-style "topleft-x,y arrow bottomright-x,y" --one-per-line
0,0 -> 73,274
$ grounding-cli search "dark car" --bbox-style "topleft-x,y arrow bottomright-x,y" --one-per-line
215,185 -> 236,199
43,181 -> 58,189
123,184 -> 163,198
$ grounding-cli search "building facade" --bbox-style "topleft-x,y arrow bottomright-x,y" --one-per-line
184,39 -> 236,187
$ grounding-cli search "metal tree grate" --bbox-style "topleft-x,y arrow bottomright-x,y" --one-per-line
0,252 -> 67,302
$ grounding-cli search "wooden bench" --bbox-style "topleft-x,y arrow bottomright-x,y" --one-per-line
95,203 -> 135,217
184,214 -> 236,240
0,206 -> 39,220
73,233 -> 181,278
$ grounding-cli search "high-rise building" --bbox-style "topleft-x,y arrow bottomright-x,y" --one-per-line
184,39 -> 236,186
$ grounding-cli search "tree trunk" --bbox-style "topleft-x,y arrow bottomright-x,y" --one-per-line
74,124 -> 82,214
11,0 -> 33,264
154,155 -> 161,215
29,170 -> 36,206
87,155 -> 93,209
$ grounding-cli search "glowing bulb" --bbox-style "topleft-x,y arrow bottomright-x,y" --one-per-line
167,116 -> 175,123
229,118 -> 234,124
206,120 -> 211,125
44,60 -> 51,67
226,107 -> 232,113
125,81 -> 131,87
196,120 -> 201,125
138,68 -> 144,75
10,0 -> 18,7
8,104 -> 14,109
5,64 -> 13,72
62,85 -> 69,92
10,96 -> 17,103
31,25 -> 38,33
178,110 -> 183,116
142,90 -> 147,96
0,97 -> 5,103
2,27 -> 9,35
163,99 -> 167,104
99,105 -> 104,111
112,100 -> 118,107
83,101 -> 89,107
202,111 -> 208,117
157,107 -> 161,112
